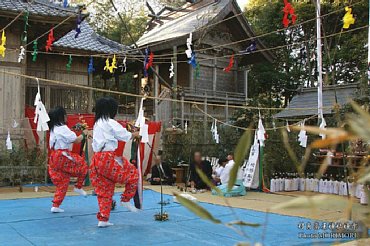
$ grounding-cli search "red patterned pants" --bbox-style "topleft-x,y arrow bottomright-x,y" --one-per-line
90,151 -> 138,222
49,149 -> 88,207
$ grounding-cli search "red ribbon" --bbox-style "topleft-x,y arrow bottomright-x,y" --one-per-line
282,0 -> 297,28
45,28 -> 55,52
223,54 -> 234,73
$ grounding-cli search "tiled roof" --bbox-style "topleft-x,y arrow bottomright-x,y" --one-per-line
54,21 -> 129,54
0,0 -> 79,17
137,0 -> 230,47
274,83 -> 360,118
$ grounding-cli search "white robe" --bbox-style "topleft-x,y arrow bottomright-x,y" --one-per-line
284,178 -> 290,191
360,186 -> 368,205
333,181 -> 339,195
279,178 -> 284,191
328,180 -> 334,194
299,178 -> 305,191
270,179 -> 276,192
356,184 -> 363,199
348,183 -> 354,196
319,179 -> 324,193
313,179 -> 319,192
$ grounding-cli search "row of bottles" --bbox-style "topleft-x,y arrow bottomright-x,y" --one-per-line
269,173 -> 368,205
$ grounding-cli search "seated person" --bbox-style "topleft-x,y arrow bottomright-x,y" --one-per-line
212,157 -> 228,185
189,152 -> 212,191
150,156 -> 175,185
212,156 -> 246,197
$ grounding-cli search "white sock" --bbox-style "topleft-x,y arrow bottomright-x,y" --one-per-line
120,202 -> 139,212
98,221 -> 114,228
51,207 -> 64,213
74,187 -> 87,197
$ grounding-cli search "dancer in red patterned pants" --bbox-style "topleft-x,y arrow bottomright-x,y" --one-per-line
90,151 -> 138,222
48,106 -> 89,213
91,97 -> 140,227
49,149 -> 88,208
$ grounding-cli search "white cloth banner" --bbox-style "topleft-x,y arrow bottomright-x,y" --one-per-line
243,133 -> 260,189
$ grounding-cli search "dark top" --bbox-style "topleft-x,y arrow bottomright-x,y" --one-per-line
189,160 -> 212,189
150,162 -> 174,185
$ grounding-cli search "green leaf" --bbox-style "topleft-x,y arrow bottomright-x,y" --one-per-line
229,129 -> 252,191
196,167 -> 222,196
358,169 -> 370,184
173,192 -> 221,224
226,220 -> 260,227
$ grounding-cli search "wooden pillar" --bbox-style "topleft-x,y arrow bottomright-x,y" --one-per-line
189,64 -> 194,89
212,56 -> 217,92
87,72 -> 94,113
244,69 -> 250,104
154,65 -> 159,121
173,46 -> 178,120
225,94 -> 229,121
203,95 -> 207,140
181,95 -> 184,128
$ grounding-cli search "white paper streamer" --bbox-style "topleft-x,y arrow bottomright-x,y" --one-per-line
6,130 -> 12,150
185,33 -> 193,58
298,121 -> 308,148
18,46 -> 25,63
319,117 -> 327,139
169,61 -> 174,78
257,114 -> 265,146
33,78 -> 50,132
211,119 -> 219,144
135,98 -> 149,143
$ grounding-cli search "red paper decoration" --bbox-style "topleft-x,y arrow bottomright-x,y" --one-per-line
282,0 -> 297,28
145,52 -> 154,70
45,28 -> 55,52
223,54 -> 234,73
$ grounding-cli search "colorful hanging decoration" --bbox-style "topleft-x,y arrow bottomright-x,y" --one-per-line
240,41 -> 257,54
298,121 -> 308,148
32,40 -> 38,62
342,7 -> 355,29
63,0 -> 68,8
146,51 -> 154,71
184,121 -> 188,134
119,57 -> 127,72
88,57 -> 95,74
188,52 -> 197,68
6,130 -> 12,150
104,55 -> 117,74
185,33 -> 193,59
34,78 -> 50,132
169,61 -> 174,78
75,11 -> 82,38
211,119 -> 219,144
66,55 -> 72,71
282,0 -> 297,28
272,119 -> 277,131
45,28 -> 55,52
18,46 -> 25,63
319,117 -> 327,139
22,10 -> 29,44
286,121 -> 291,132
143,48 -> 150,77
0,31 -> 7,57
223,54 -> 234,72
257,113 -> 266,146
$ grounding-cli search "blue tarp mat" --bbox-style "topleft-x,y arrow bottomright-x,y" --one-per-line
0,190 -> 356,246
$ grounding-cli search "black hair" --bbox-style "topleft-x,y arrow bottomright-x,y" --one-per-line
48,106 -> 66,131
94,97 -> 118,122
218,157 -> 228,165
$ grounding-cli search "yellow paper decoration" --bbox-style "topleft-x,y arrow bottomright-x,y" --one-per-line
103,55 -> 117,74
343,7 -> 355,29
0,31 -> 7,57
